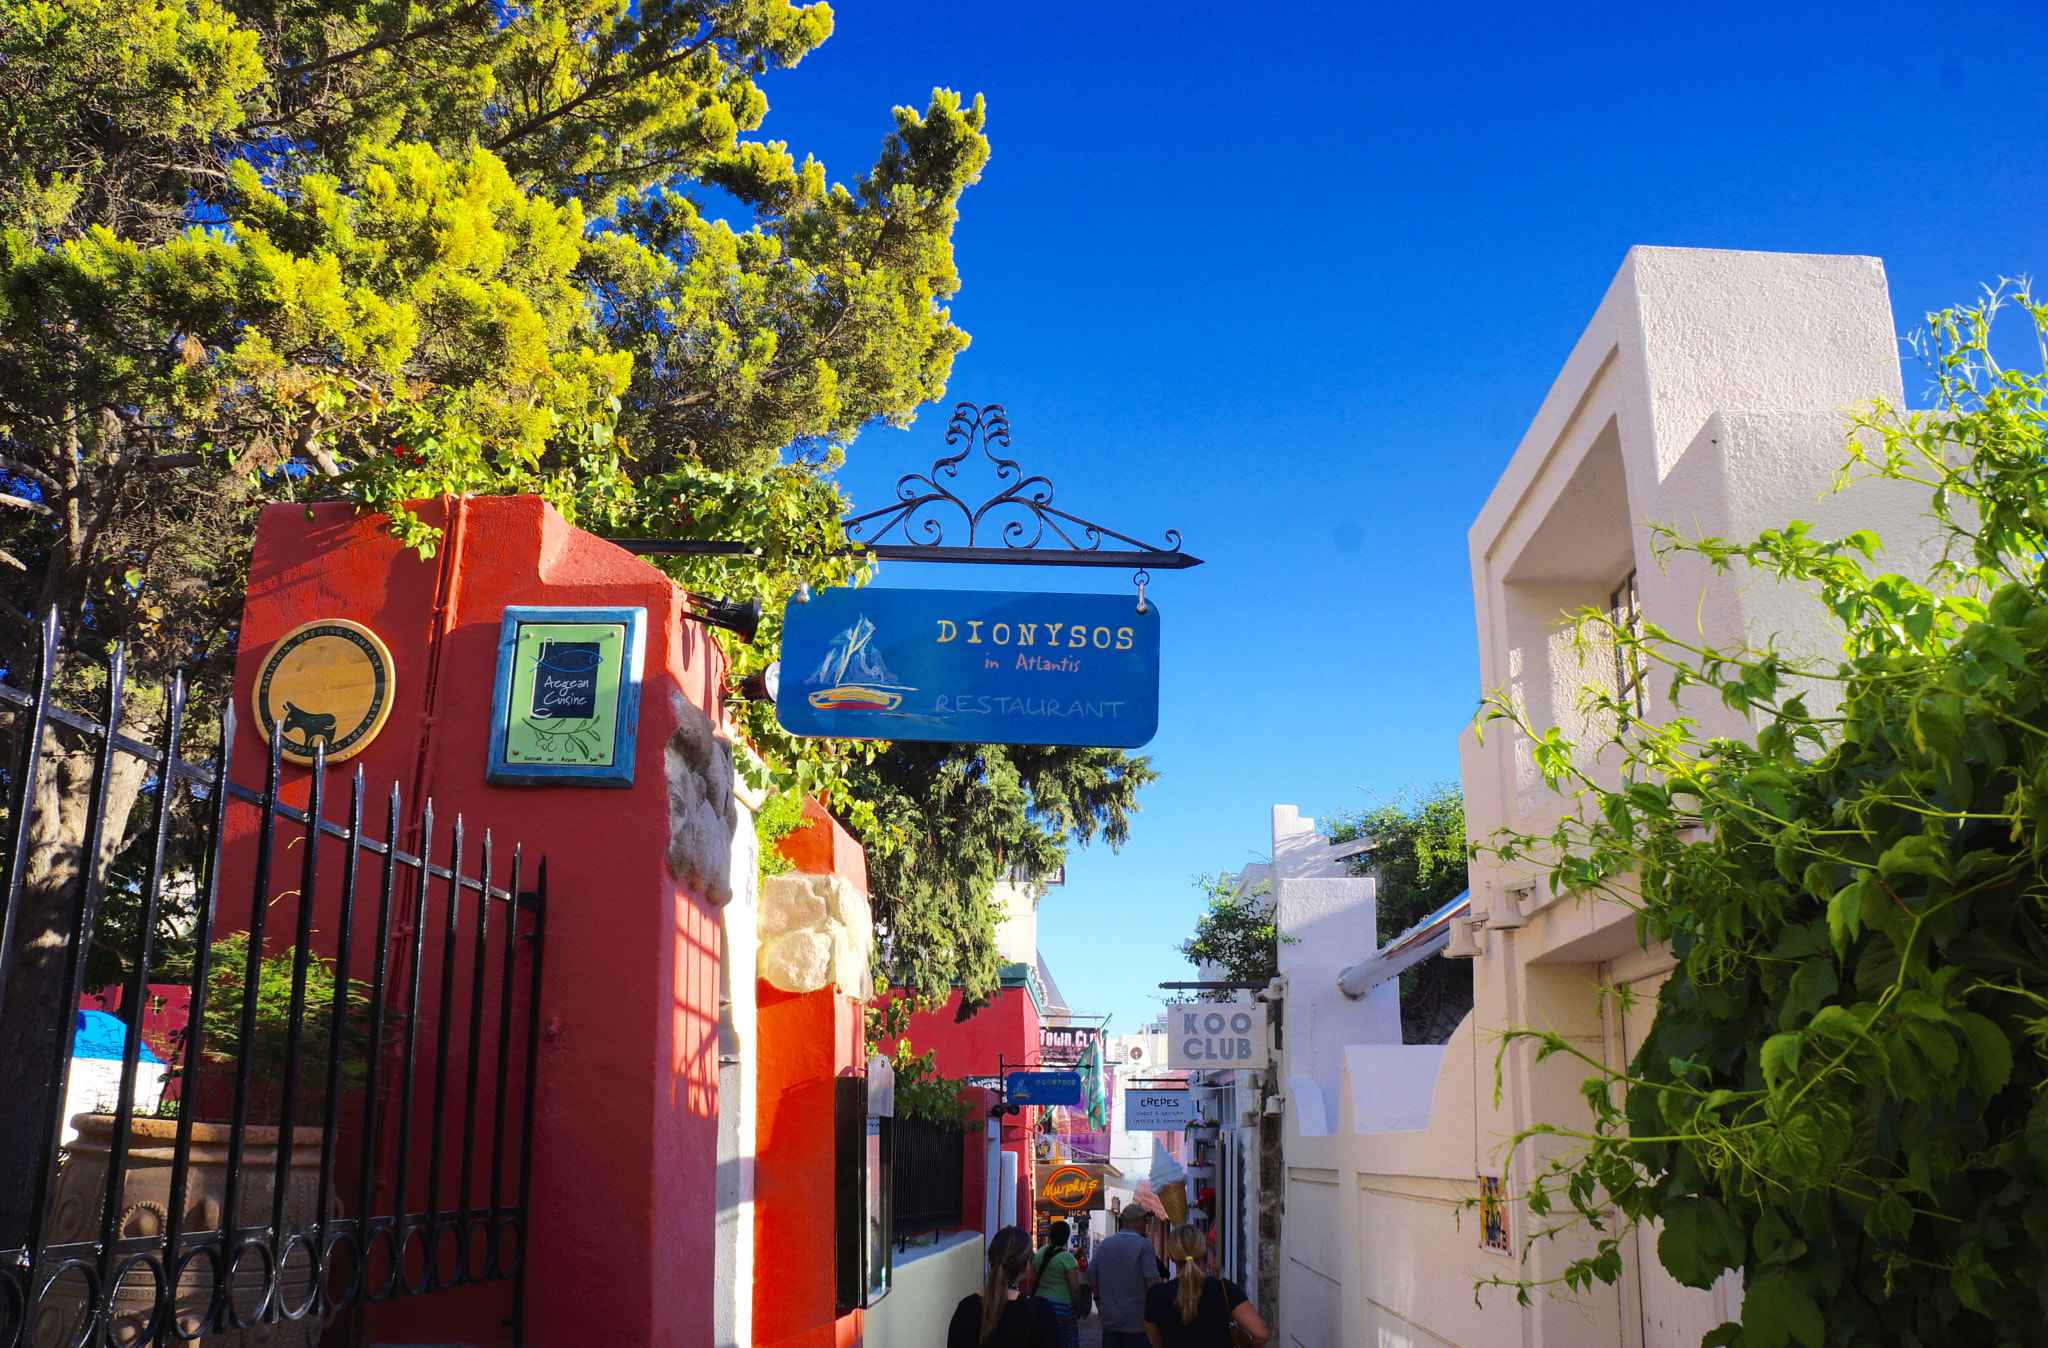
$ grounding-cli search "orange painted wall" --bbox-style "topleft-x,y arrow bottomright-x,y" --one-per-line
221,497 -> 730,1347
753,807 -> 868,1348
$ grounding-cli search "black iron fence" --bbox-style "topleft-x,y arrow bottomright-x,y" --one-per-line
0,611 -> 546,1347
891,1117 -> 966,1248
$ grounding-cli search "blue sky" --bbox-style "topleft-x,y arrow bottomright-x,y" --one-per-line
745,1 -> 2048,1037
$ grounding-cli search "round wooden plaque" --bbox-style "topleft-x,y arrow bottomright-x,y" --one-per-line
252,619 -> 396,766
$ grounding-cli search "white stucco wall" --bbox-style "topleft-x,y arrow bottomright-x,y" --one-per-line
714,796 -> 760,1348
1269,807 -> 1397,1138
991,879 -> 1041,967
862,1231 -> 985,1348
1267,247 -> 1933,1348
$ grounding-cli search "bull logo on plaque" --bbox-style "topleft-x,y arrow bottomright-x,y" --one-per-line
251,618 -> 396,766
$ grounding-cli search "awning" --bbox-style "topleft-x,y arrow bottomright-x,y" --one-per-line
1335,890 -> 1470,1000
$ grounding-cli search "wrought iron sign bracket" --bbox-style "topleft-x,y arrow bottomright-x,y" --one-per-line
615,402 -> 1202,571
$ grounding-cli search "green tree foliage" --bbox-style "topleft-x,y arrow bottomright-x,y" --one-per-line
846,744 -> 1157,1012
1475,290 -> 2048,1346
192,932 -> 391,1116
1328,784 -> 1471,1043
0,0 -> 986,693
1183,874 -> 1285,983
863,991 -> 975,1128
0,0 -> 988,1237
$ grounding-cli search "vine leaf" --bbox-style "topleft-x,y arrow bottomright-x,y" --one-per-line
1743,1273 -> 1824,1348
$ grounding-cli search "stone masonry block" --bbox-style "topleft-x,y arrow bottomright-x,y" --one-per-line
760,929 -> 832,994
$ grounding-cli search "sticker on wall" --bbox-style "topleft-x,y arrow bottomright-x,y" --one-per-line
487,607 -> 646,787
252,618 -> 396,766
1478,1174 -> 1512,1253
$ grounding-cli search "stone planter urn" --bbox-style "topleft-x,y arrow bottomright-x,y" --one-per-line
34,1115 -> 337,1347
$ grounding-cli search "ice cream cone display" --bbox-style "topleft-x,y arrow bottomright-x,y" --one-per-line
1148,1145 -> 1189,1226
1161,1178 -> 1188,1226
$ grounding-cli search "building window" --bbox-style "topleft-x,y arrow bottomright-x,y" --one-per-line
1610,569 -> 1645,719
1008,863 -> 1065,887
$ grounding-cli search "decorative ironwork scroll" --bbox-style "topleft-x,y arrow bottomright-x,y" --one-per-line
837,403 -> 1196,567
615,402 -> 1201,570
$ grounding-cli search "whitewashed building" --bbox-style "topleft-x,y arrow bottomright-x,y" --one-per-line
1266,247 -> 1933,1347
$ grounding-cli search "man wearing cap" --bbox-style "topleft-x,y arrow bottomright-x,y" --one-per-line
1087,1206 -> 1164,1348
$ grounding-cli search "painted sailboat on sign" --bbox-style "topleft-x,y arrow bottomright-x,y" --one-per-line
805,615 -> 915,711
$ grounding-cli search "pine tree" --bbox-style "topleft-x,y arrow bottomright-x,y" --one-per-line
847,743 -> 1156,1011
0,0 -> 989,1237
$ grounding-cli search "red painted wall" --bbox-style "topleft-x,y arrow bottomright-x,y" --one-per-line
902,987 -> 1041,1228
958,1087 -> 995,1239
753,808 -> 869,1348
778,796 -> 868,889
221,497 -> 730,1347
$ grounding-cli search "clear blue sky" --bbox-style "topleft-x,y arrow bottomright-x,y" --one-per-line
745,1 -> 2048,1035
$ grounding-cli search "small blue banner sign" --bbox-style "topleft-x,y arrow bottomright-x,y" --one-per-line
1006,1070 -> 1083,1107
777,587 -> 1160,747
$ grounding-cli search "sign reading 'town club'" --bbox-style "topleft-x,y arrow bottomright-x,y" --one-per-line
1165,1003 -> 1268,1069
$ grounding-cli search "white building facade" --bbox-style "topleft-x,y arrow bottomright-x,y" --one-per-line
1267,247 -> 1933,1347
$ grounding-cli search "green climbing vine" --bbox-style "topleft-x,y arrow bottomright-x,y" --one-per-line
865,990 -> 978,1128
1473,287 -> 2048,1347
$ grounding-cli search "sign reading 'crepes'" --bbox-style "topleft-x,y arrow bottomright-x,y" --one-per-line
1035,1163 -> 1105,1212
1165,1003 -> 1268,1069
777,587 -> 1160,748
1124,1090 -> 1194,1131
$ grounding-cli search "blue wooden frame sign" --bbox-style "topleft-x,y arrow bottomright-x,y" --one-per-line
487,606 -> 647,787
776,587 -> 1160,748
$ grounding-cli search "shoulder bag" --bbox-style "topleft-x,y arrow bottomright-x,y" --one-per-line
1033,1249 -> 1091,1320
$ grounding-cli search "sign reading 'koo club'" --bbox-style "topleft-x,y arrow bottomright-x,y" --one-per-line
777,587 -> 1160,748
1165,1003 -> 1268,1069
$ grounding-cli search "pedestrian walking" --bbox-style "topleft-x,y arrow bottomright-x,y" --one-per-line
1031,1219 -> 1086,1348
1143,1225 -> 1269,1348
950,1227 -> 1061,1348
1087,1205 -> 1165,1348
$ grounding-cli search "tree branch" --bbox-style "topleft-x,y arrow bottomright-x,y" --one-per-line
487,29 -> 723,154
276,2 -> 489,79
0,456 -> 62,498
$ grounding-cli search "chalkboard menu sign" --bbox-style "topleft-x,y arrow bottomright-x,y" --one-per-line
531,640 -> 602,719
487,607 -> 646,787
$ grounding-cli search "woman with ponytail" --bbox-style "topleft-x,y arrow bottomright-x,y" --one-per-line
1141,1225 -> 1269,1348
947,1226 -> 1060,1348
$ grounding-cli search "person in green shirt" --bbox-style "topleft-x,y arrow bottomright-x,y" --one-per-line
1033,1220 -> 1083,1348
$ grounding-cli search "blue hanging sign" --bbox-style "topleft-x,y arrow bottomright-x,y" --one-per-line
777,588 -> 1160,748
1006,1071 -> 1083,1107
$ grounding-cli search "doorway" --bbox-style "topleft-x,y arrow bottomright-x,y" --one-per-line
1601,949 -> 1743,1347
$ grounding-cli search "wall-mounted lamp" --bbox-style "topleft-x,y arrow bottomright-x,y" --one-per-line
1483,884 -> 1530,931
685,593 -> 761,643
736,661 -> 780,704
1443,916 -> 1486,960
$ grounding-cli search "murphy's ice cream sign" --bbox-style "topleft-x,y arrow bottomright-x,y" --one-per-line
1036,1164 -> 1106,1212
1166,1003 -> 1268,1069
